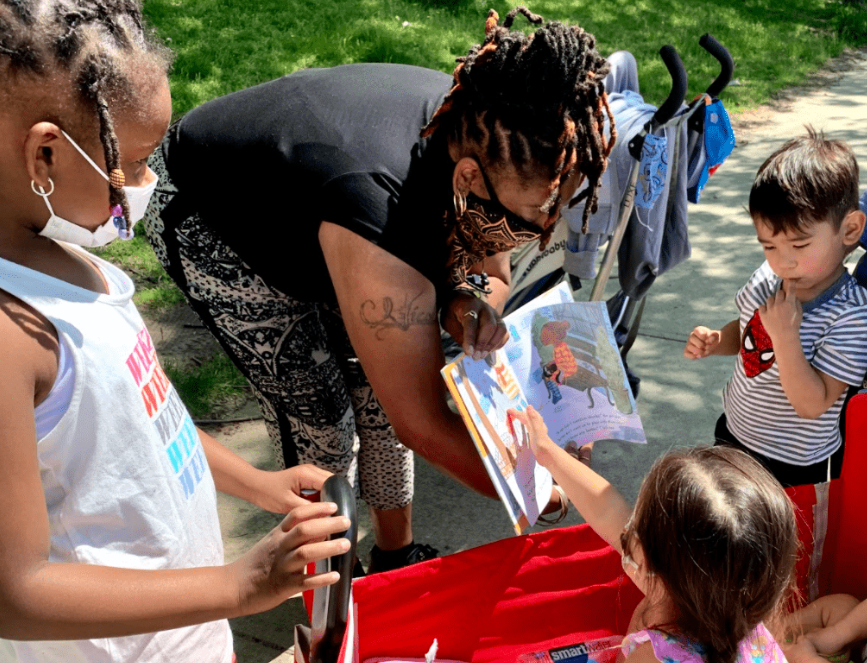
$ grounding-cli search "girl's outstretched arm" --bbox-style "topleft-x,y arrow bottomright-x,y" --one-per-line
508,406 -> 632,552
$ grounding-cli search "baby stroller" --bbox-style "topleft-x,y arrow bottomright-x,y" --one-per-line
507,35 -> 735,395
294,391 -> 867,663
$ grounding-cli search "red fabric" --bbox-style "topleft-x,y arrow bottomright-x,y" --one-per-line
299,398 -> 867,660
303,562 -> 315,618
782,393 -> 867,604
830,393 -> 867,598
350,524 -> 642,663
785,483 -> 821,604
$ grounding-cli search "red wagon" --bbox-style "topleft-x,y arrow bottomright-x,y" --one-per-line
296,392 -> 867,663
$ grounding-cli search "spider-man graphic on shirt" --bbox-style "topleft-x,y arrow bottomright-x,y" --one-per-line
741,309 -> 775,377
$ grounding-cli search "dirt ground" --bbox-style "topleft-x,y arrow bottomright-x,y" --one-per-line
140,45 -> 867,428
729,47 -> 867,139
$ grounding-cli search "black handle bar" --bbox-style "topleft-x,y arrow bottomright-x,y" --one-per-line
309,475 -> 358,663
700,33 -> 734,98
650,45 -> 688,130
687,34 -> 734,135
629,45 -> 687,160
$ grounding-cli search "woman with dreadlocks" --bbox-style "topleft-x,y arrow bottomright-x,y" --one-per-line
0,1 -> 352,660
143,6 -> 614,573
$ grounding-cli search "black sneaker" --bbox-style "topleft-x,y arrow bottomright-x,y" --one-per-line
367,542 -> 439,575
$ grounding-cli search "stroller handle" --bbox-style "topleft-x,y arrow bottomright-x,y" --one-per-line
699,33 -> 734,97
650,44 -> 687,131
627,45 -> 686,160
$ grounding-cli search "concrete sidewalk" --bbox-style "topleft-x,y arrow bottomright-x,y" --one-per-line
210,49 -> 867,663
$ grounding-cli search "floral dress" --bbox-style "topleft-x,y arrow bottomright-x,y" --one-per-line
621,623 -> 786,663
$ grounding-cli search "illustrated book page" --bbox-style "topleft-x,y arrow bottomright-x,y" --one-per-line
442,285 -> 645,533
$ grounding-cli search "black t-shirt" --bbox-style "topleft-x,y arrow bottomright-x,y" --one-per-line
161,63 -> 455,302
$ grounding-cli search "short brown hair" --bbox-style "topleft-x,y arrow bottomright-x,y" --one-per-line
749,126 -> 859,234
626,446 -> 798,663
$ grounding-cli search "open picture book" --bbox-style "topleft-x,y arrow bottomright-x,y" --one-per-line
441,283 -> 646,533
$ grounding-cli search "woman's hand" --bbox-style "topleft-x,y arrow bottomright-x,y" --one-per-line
252,464 -> 334,513
443,291 -> 509,360
228,501 -> 351,618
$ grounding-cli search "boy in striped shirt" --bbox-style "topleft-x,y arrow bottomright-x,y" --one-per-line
684,128 -> 867,487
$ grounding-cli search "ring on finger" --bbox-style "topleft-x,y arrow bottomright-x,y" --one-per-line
464,310 -> 479,320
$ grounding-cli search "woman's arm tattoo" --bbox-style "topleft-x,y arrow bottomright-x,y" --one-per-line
360,293 -> 437,339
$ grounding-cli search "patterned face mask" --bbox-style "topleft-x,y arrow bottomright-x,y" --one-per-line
444,162 -> 546,290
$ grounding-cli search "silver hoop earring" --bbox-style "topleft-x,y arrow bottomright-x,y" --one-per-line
31,178 -> 55,197
453,191 -> 467,217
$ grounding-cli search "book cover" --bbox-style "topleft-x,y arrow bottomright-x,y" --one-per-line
442,285 -> 645,533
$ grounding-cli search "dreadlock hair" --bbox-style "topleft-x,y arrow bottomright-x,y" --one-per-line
422,6 -> 615,240
0,0 -> 172,227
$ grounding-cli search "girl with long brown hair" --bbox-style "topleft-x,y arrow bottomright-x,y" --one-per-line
511,406 -> 799,663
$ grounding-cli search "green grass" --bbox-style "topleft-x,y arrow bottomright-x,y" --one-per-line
163,353 -> 251,419
143,0 -> 867,119
89,222 -> 185,309
106,0 -> 867,413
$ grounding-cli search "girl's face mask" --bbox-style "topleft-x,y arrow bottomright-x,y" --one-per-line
36,130 -> 158,247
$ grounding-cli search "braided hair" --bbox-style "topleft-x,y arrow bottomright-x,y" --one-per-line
422,6 -> 615,239
0,0 -> 172,227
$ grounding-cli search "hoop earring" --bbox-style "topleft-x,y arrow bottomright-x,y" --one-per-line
31,178 -> 55,197
453,191 -> 467,218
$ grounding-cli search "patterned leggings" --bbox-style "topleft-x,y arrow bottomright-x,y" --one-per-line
141,147 -> 414,510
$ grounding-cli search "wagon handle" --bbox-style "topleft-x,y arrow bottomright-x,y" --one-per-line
309,475 -> 358,663
700,33 -> 734,98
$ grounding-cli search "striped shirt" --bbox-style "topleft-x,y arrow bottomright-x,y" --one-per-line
723,261 -> 867,465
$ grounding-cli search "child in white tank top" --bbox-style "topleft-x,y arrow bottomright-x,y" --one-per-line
0,3 -> 349,661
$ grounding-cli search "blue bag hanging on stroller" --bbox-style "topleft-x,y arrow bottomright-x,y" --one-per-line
687,98 -> 736,203
508,35 -> 735,311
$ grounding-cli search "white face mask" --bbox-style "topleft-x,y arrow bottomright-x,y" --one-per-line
35,130 -> 158,247
124,175 -> 158,225
35,180 -> 124,247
